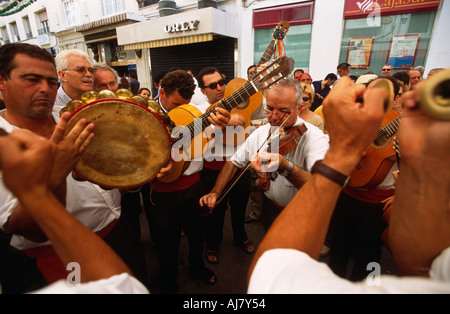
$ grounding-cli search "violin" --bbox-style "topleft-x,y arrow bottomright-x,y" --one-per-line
255,124 -> 307,190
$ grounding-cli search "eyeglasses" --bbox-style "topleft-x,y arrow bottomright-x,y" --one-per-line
204,79 -> 226,90
302,97 -> 310,101
63,66 -> 95,74
382,68 -> 392,71
264,106 -> 292,117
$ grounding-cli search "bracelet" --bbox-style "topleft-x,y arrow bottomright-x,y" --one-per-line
311,160 -> 351,188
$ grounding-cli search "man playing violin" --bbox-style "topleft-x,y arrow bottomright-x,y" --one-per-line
199,78 -> 329,231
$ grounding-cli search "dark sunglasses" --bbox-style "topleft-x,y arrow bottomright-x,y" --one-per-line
64,66 -> 95,74
382,68 -> 392,71
302,97 -> 310,101
205,79 -> 226,90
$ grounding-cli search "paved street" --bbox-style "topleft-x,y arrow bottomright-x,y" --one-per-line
139,205 -> 400,294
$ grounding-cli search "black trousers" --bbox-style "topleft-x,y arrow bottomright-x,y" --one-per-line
327,191 -> 387,281
145,180 -> 207,293
201,167 -> 251,250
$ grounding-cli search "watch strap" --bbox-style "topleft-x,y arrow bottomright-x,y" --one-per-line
278,161 -> 294,177
311,160 -> 351,187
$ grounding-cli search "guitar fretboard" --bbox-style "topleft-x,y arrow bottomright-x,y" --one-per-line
178,81 -> 258,140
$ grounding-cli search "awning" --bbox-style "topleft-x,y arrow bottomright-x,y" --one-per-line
124,33 -> 213,50
75,12 -> 146,32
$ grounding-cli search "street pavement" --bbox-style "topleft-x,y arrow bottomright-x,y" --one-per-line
139,206 -> 400,294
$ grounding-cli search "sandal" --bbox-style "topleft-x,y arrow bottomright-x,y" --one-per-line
240,240 -> 255,255
189,267 -> 217,285
206,249 -> 219,264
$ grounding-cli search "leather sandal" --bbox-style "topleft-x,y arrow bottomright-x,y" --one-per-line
206,249 -> 219,264
189,267 -> 217,285
240,240 -> 255,255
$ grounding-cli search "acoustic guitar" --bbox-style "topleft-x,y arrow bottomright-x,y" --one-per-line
219,21 -> 291,146
349,109 -> 401,189
158,56 -> 295,183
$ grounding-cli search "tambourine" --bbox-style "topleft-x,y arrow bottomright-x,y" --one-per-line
65,96 -> 172,189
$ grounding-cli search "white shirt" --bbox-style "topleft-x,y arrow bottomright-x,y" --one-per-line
31,273 -> 149,294
53,86 -> 72,115
248,247 -> 450,294
231,118 -> 329,207
0,110 -> 121,250
189,77 -> 208,106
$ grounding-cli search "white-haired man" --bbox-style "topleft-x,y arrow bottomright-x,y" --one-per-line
53,49 -> 94,113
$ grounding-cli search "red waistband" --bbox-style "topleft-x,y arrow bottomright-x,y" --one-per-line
204,160 -> 226,170
152,172 -> 200,193
343,187 -> 395,204
23,218 -> 118,284
270,199 -> 285,211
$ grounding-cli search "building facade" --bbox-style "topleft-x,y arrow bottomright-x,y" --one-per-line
1,0 -> 449,91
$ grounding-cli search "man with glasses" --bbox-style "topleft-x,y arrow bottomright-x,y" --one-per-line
54,49 -> 94,114
381,64 -> 393,77
200,78 -> 329,231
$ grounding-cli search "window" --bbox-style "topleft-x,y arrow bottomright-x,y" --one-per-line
22,16 -> 33,39
339,11 -> 436,76
254,24 -> 312,69
101,0 -> 125,16
138,0 -> 159,9
1,26 -> 10,43
62,0 -> 80,27
38,11 -> 50,35
10,22 -> 20,42
253,2 -> 314,69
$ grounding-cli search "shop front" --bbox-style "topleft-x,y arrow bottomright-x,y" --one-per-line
75,12 -> 146,77
117,7 -> 238,94
340,0 -> 442,76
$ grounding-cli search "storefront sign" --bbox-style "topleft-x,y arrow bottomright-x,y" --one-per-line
344,0 -> 441,19
387,34 -> 421,68
164,20 -> 200,33
347,37 -> 374,68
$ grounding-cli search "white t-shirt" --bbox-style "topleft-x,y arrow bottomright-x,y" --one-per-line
231,117 -> 329,207
0,110 -> 121,250
31,273 -> 149,294
248,247 -> 450,294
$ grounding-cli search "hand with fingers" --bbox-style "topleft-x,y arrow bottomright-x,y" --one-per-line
0,129 -> 56,201
49,112 -> 95,189
208,107 -> 231,130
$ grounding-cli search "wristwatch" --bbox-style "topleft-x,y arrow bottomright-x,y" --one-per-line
278,161 -> 294,177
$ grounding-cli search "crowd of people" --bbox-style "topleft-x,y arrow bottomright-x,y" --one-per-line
0,42 -> 448,294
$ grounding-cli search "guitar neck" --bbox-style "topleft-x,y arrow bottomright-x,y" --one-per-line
380,116 -> 401,138
184,81 -> 258,138
256,39 -> 276,67
373,116 -> 401,146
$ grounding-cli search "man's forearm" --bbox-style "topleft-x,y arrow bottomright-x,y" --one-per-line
248,153 -> 360,280
19,189 -> 131,282
210,161 -> 239,195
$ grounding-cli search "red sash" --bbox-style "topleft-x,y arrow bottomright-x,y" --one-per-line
24,219 -> 118,284
152,173 -> 200,193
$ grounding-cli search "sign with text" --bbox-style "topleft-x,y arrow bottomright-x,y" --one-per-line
387,34 -> 421,68
344,0 -> 441,19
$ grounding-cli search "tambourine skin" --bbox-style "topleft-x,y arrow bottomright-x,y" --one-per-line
66,98 -> 172,189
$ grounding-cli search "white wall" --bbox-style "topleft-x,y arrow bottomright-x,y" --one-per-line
309,0 -> 346,80
424,0 -> 450,76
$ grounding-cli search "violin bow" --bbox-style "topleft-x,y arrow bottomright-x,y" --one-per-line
213,114 -> 290,208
